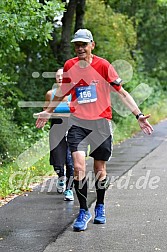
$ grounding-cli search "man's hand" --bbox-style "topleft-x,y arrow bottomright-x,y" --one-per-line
138,114 -> 154,135
34,111 -> 51,128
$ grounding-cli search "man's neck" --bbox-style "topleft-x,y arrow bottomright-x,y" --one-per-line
79,54 -> 93,68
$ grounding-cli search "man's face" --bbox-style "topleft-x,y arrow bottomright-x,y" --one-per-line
74,42 -> 95,60
55,69 -> 63,87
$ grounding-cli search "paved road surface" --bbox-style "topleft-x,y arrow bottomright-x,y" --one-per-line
0,119 -> 167,252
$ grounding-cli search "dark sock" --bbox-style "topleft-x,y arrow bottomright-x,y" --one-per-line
53,166 -> 64,178
95,177 -> 108,206
74,178 -> 88,211
66,165 -> 74,190
66,176 -> 74,190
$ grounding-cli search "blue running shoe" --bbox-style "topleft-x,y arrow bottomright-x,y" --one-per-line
73,209 -> 92,231
94,204 -> 106,224
64,189 -> 74,201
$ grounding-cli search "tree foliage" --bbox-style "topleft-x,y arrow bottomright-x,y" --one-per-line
85,0 -> 136,64
0,0 -> 64,163
0,0 -> 64,81
103,0 -> 167,88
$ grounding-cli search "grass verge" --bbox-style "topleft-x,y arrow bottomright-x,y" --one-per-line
0,154 -> 53,202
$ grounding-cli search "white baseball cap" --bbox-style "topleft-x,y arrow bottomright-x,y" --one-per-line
71,29 -> 93,43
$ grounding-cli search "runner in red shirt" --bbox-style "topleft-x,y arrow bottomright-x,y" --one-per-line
35,29 -> 153,232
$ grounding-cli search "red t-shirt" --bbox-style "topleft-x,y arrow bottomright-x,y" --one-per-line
61,55 -> 122,120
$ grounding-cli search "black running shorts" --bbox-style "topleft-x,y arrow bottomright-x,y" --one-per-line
67,116 -> 113,161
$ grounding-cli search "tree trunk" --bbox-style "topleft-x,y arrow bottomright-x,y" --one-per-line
75,0 -> 86,32
48,0 -> 86,65
49,31 -> 59,59
58,0 -> 77,64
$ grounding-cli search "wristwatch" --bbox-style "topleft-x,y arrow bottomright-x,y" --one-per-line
136,113 -> 144,120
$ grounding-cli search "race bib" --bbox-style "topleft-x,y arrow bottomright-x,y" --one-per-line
75,85 -> 97,104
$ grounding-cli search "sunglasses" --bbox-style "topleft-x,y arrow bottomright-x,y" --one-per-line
74,42 -> 90,49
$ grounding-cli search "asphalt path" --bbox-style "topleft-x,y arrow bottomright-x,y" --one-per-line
0,119 -> 166,252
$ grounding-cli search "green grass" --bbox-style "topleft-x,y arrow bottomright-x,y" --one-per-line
0,98 -> 167,199
0,154 -> 53,200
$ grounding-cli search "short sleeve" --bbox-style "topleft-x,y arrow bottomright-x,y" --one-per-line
107,64 -> 122,91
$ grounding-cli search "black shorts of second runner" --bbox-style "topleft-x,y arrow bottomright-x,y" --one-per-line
67,117 -> 113,161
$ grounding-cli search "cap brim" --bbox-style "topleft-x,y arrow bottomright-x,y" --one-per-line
71,38 -> 91,43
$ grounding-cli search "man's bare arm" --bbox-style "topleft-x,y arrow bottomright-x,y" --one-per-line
35,87 -> 65,128
117,87 -> 154,135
